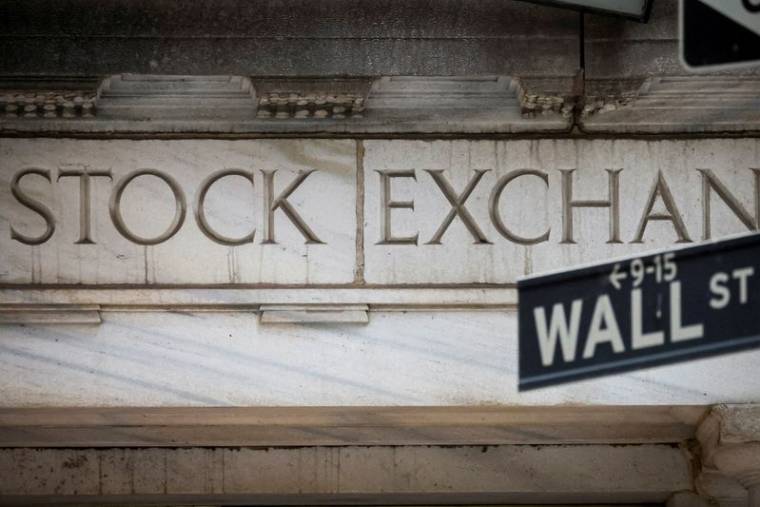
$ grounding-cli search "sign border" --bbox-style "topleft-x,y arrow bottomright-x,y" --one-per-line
518,232 -> 760,390
679,0 -> 760,73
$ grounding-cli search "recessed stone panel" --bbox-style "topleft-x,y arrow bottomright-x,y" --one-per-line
1,310 -> 759,406
363,139 -> 760,284
0,139 -> 357,285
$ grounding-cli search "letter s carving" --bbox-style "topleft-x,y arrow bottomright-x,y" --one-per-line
10,168 -> 56,245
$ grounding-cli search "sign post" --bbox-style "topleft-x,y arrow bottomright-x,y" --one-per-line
519,1 -> 652,21
518,234 -> 760,391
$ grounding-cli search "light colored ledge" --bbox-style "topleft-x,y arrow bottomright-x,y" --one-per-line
260,304 -> 369,324
0,405 -> 706,447
0,287 -> 518,310
0,304 -> 101,325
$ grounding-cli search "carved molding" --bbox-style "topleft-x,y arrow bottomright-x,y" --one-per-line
0,78 -> 99,119
581,76 -> 760,134
0,74 -> 571,134
2,92 -> 96,119
252,77 -> 370,119
0,304 -> 101,325
256,93 -> 365,119
3,74 -> 760,134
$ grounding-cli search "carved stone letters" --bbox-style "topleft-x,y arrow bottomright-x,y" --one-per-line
1,139 -> 758,285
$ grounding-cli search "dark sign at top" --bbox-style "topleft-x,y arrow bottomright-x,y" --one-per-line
518,234 -> 760,391
681,0 -> 760,70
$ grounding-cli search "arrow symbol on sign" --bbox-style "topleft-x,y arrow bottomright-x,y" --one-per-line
610,263 -> 627,290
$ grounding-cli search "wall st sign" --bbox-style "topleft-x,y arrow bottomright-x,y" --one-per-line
518,233 -> 760,390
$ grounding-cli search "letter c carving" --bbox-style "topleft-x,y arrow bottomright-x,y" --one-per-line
195,169 -> 256,246
489,169 -> 550,245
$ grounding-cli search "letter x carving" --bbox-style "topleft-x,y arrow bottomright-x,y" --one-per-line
425,169 -> 491,244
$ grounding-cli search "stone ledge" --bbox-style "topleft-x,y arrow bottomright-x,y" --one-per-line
0,444 -> 691,504
4,74 -> 760,135
0,287 -> 518,309
0,74 -> 572,134
581,77 -> 760,134
0,405 -> 706,447
259,304 -> 369,324
0,304 -> 101,325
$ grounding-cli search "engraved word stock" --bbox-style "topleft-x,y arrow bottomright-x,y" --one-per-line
9,168 -> 322,246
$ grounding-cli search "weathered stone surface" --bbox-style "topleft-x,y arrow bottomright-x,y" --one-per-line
363,139 -> 760,284
0,0 -> 579,39
697,405 -> 760,507
581,77 -> 760,134
0,139 -> 356,285
2,138 -> 760,407
0,311 -> 758,407
3,137 -> 759,286
0,75 -> 572,135
0,444 -> 691,503
0,0 -> 579,85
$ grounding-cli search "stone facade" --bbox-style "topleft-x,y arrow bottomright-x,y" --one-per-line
1,0 -> 760,505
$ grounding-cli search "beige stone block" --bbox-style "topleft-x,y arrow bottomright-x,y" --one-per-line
0,139 -> 357,285
0,444 -> 691,503
132,448 -> 168,495
0,311 -> 759,407
363,139 -> 760,284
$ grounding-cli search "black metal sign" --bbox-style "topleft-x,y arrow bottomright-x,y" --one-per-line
519,1 -> 653,22
681,0 -> 760,70
518,234 -> 760,391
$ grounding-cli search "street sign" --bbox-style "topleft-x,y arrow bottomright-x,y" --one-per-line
518,234 -> 760,391
681,0 -> 760,70
519,1 -> 652,21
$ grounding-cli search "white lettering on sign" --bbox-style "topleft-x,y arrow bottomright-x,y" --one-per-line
631,288 -> 665,349
533,300 -> 583,367
709,267 -> 756,308
582,294 -> 625,359
532,255 -> 757,365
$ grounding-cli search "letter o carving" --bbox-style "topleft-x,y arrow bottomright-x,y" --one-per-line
109,169 -> 187,245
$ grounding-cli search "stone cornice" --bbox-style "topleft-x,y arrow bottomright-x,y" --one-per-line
4,74 -> 760,135
581,77 -> 760,135
0,74 -> 571,135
